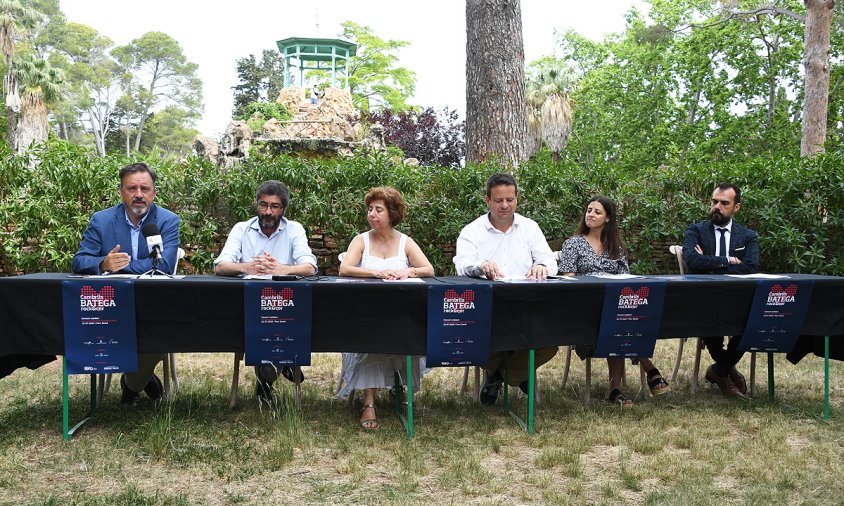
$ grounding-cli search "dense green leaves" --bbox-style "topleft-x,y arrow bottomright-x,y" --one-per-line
308,21 -> 416,112
556,0 -> 840,169
2,141 -> 842,277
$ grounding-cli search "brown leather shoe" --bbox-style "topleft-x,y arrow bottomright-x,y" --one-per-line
728,367 -> 748,395
705,364 -> 744,398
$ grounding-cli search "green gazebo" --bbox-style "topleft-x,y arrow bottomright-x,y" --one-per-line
276,37 -> 357,89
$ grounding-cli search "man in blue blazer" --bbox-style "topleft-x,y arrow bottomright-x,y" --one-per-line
72,163 -> 180,406
683,183 -> 759,398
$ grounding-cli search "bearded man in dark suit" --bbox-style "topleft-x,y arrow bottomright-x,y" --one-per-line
683,183 -> 759,398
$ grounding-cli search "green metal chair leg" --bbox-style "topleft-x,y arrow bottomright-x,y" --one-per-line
503,350 -> 536,435
824,336 -> 830,421
394,356 -> 414,439
62,357 -> 97,441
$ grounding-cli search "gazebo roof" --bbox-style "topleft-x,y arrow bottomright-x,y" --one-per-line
276,37 -> 357,61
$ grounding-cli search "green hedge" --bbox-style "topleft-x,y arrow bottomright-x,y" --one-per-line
1,141 -> 842,276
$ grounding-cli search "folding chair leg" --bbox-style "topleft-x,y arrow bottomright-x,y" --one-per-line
621,360 -> 628,388
561,346 -> 572,388
229,352 -> 243,409
473,366 -> 481,403
584,357 -> 592,405
293,365 -> 302,407
103,373 -> 112,395
671,338 -> 686,383
749,351 -> 757,398
691,338 -> 703,395
96,374 -> 107,408
168,353 -> 179,393
636,363 -> 649,400
162,356 -> 171,401
460,366 -> 469,394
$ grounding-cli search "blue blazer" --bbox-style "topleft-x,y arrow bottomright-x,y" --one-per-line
682,220 -> 759,274
72,203 -> 180,275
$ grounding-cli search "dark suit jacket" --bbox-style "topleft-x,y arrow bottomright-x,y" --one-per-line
683,220 -> 759,274
71,203 -> 180,275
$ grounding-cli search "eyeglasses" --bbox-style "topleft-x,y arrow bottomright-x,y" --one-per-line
257,201 -> 284,212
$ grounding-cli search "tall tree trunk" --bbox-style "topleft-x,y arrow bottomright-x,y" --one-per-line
125,115 -> 131,156
5,106 -> 15,149
465,0 -> 528,167
801,0 -> 835,157
15,100 -> 49,155
88,115 -> 104,156
133,113 -> 147,152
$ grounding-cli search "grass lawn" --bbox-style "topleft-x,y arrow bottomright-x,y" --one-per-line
1,341 -> 843,505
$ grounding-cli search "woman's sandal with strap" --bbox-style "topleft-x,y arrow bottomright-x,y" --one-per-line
646,367 -> 671,396
607,388 -> 633,408
359,404 -> 378,430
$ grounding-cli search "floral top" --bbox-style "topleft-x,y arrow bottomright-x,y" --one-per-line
558,235 -> 629,275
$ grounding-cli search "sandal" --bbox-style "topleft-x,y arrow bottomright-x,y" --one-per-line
359,404 -> 378,430
646,368 -> 671,396
607,388 -> 633,408
389,386 -> 408,406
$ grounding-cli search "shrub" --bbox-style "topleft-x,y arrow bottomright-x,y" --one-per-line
235,101 -> 292,131
364,107 -> 465,167
1,140 -> 842,277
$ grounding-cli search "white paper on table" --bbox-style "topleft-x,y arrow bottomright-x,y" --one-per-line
726,273 -> 789,279
383,277 -> 426,283
95,274 -> 139,279
137,275 -> 185,280
590,273 -> 644,279
497,276 -> 561,283
243,274 -> 273,280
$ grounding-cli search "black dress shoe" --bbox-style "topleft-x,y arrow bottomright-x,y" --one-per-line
143,374 -> 164,400
120,375 -> 140,407
480,371 -> 503,406
256,380 -> 274,401
281,366 -> 305,383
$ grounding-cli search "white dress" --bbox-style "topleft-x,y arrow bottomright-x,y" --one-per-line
336,231 -> 422,399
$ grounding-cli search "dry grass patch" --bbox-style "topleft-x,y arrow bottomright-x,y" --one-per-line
2,342 -> 844,504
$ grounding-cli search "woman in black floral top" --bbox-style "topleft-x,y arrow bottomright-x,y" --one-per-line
559,196 -> 670,407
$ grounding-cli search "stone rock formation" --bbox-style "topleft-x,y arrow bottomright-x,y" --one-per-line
193,135 -> 220,165
197,87 -> 387,166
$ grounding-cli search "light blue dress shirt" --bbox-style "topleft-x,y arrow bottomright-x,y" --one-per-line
214,216 -> 317,272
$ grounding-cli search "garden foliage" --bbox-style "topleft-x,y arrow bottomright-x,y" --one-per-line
364,107 -> 465,168
1,141 -> 842,277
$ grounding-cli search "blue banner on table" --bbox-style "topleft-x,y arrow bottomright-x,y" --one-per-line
62,279 -> 138,375
594,281 -> 667,358
737,280 -> 814,352
426,285 -> 492,367
243,282 -> 313,367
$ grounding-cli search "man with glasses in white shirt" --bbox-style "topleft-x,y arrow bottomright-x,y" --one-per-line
215,180 -> 317,400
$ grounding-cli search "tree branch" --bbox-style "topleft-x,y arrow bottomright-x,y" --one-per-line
673,5 -> 805,33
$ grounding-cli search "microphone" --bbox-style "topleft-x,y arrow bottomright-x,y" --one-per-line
141,223 -> 163,260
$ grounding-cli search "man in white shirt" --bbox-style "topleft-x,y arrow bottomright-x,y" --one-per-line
215,180 -> 317,400
453,172 -> 558,405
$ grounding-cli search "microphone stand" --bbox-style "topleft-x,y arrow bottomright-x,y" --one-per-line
140,248 -> 172,277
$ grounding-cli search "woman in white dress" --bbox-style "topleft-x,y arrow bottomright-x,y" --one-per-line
337,187 -> 435,429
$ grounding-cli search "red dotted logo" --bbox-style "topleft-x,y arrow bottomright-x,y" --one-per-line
770,284 -> 798,297
444,289 -> 474,302
620,287 -> 649,298
261,287 -> 293,300
80,285 -> 114,300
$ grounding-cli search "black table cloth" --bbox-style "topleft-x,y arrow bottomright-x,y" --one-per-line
1,274 -> 842,358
